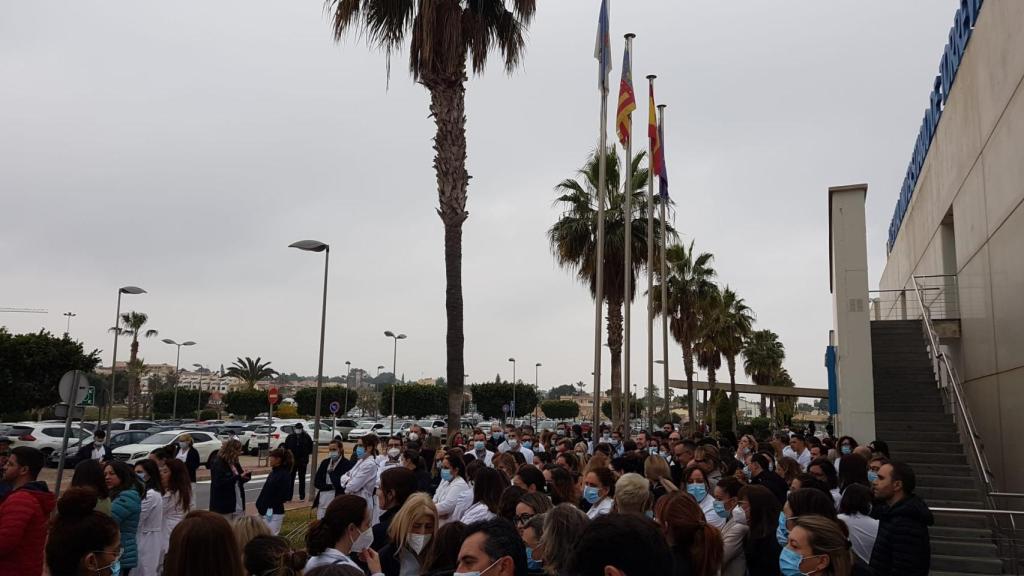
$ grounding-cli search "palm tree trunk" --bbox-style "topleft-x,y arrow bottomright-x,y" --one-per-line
727,355 -> 738,434
606,298 -> 623,432
129,338 -> 139,418
425,73 -> 470,434
708,366 -> 718,434
683,341 -> 695,434
759,389 -> 768,418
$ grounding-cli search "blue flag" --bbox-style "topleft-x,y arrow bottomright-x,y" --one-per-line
594,0 -> 612,92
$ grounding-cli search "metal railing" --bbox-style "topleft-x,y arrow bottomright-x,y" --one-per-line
931,507 -> 1024,574
869,274 -> 960,321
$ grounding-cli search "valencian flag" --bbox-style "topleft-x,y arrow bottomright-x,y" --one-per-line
594,0 -> 612,92
616,43 -> 636,146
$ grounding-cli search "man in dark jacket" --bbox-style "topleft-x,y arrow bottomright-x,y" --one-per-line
73,429 -> 113,466
749,453 -> 788,505
284,422 -> 313,500
870,461 -> 933,575
0,447 -> 56,576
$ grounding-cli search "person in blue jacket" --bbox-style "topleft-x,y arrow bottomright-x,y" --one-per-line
105,460 -> 143,574
256,448 -> 294,535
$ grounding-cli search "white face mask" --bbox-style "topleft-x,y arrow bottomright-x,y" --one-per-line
455,557 -> 501,576
388,448 -> 401,459
408,533 -> 431,555
408,432 -> 420,442
350,525 -> 374,553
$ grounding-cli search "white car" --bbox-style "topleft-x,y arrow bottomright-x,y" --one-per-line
348,421 -> 386,440
107,420 -> 157,432
249,419 -> 333,451
6,422 -> 93,457
112,430 -> 221,465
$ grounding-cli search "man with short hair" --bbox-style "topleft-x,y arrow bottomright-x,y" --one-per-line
73,429 -> 112,465
520,431 -> 542,455
456,518 -> 526,576
567,513 -> 673,576
670,440 -> 695,485
499,429 -> 534,464
783,433 -> 811,471
748,453 -> 788,505
284,422 -> 314,500
0,446 -> 55,576
870,461 -> 933,575
470,430 -> 495,467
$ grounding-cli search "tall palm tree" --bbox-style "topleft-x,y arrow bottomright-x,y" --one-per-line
694,286 -> 726,433
772,366 -> 796,426
743,329 -> 785,418
652,241 -> 717,432
328,0 -> 536,443
548,147 -> 672,431
719,287 -> 755,433
113,311 -> 158,418
226,357 -> 278,390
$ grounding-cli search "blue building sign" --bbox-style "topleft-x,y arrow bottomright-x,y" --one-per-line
888,0 -> 986,253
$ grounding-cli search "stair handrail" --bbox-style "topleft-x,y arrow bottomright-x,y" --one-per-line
910,275 -> 996,500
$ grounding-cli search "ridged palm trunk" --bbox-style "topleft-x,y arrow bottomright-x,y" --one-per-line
426,72 -> 469,433
727,354 -> 739,434
128,339 -> 140,418
707,365 -> 718,434
682,341 -> 695,433
606,297 -> 624,432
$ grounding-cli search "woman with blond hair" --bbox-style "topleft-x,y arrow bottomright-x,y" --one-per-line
379,493 -> 439,576
784,515 -> 854,576
644,451 -> 677,506
536,503 -> 589,576
209,439 -> 250,520
231,515 -> 270,553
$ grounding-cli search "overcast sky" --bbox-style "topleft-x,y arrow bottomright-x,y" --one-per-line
1,1 -> 959,398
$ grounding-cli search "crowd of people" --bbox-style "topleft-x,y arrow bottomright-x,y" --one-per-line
0,420 -> 936,576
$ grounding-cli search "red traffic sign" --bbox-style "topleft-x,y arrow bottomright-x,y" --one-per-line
268,387 -> 279,404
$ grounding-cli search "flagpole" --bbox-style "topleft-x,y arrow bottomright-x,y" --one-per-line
658,103 -> 672,432
645,74 -> 656,433
592,1 -> 611,430
621,32 -> 635,434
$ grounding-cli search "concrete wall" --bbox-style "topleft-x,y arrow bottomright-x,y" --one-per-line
878,0 -> 1024,491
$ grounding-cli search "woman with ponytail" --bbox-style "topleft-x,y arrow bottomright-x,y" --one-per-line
654,491 -> 725,576
305,494 -> 383,575
243,535 -> 308,576
46,487 -> 122,576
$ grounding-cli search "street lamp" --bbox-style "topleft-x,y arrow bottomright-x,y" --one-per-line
192,363 -> 208,420
106,286 -> 146,439
63,312 -> 76,336
289,239 -> 330,504
344,361 -> 352,414
162,339 -> 196,419
508,358 -> 516,422
375,365 -> 385,418
385,331 -> 406,434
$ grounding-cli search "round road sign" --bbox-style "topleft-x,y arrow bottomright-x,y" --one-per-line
268,387 -> 279,404
329,401 -> 340,414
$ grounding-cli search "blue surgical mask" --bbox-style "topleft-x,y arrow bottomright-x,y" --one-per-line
742,447 -> 751,455
644,509 -> 654,520
355,446 -> 366,458
779,546 -> 806,576
659,451 -> 670,460
440,468 -> 453,482
136,472 -> 147,482
713,500 -> 729,519
492,432 -> 502,440
686,483 -> 707,503
777,512 -> 791,547
743,465 -> 752,479
522,441 -> 533,450
474,441 -> 485,451
526,547 -> 542,570
868,470 -> 879,483
329,451 -> 340,460
841,445 -> 852,455
583,485 -> 600,504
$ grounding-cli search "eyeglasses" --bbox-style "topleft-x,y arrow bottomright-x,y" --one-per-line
514,513 -> 534,526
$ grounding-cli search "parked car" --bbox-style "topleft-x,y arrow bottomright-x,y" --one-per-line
7,423 -> 93,457
48,429 -> 153,468
417,419 -> 447,438
250,421 -> 300,451
106,420 -> 157,432
112,430 -> 221,466
348,421 -> 386,440
328,418 -> 359,441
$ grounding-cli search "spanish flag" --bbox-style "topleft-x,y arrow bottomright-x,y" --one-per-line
616,43 -> 636,147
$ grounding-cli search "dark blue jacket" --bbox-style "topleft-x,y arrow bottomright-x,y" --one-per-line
209,458 -> 248,514
256,466 -> 291,515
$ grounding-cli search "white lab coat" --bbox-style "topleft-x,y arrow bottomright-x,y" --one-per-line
697,493 -> 727,529
433,476 -> 470,525
720,513 -> 749,576
470,449 -> 495,467
586,497 -> 614,519
838,512 -> 879,564
341,455 -> 380,507
460,501 -> 496,525
452,486 -> 475,523
135,489 -> 164,576
161,491 -> 189,554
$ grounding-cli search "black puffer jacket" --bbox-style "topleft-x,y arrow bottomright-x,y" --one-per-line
869,494 -> 934,575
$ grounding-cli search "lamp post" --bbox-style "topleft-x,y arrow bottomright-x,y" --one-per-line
192,363 -> 208,420
106,286 -> 146,439
375,365 -> 385,418
534,363 -> 542,426
162,339 -> 195,419
385,331 -> 406,434
63,312 -> 76,336
289,239 -> 330,503
344,360 -> 352,415
508,358 -> 516,423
